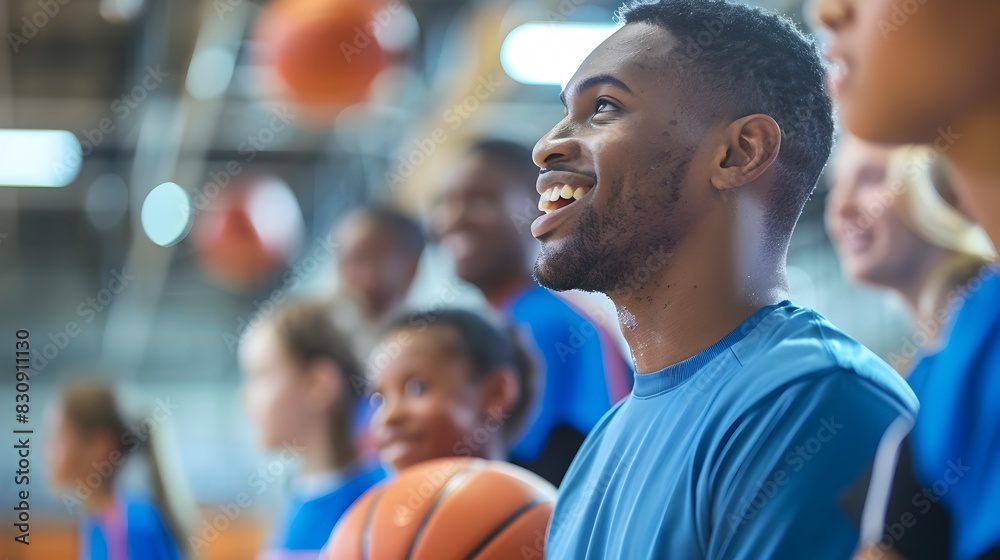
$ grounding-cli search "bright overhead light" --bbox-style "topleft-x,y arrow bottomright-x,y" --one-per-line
142,182 -> 192,247
501,22 -> 618,86
0,130 -> 82,187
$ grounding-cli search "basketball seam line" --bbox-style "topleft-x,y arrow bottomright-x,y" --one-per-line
461,498 -> 543,560
361,488 -> 386,560
404,461 -> 483,560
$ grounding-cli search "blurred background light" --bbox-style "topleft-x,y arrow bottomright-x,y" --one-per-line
141,181 -> 192,247
245,176 -> 305,257
0,129 -> 82,187
185,47 -> 239,100
374,2 -> 420,52
501,22 -> 618,86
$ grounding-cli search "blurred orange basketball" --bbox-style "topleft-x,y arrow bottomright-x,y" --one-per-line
325,457 -> 555,559
191,175 -> 304,290
254,0 -> 388,112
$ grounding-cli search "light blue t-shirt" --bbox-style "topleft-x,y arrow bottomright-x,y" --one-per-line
546,301 -> 918,559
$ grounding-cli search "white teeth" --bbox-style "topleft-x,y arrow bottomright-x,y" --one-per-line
538,185 -> 590,214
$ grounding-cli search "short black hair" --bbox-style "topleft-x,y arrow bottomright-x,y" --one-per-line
618,0 -> 835,238
346,205 -> 426,261
380,308 -> 537,443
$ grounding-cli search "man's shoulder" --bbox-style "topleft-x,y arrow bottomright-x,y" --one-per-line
725,303 -> 918,415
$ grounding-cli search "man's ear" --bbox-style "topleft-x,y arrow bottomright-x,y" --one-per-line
710,114 -> 781,191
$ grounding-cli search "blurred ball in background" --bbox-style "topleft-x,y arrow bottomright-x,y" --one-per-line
254,0 -> 389,118
191,174 -> 304,290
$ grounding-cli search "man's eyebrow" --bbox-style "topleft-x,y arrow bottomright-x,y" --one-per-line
559,74 -> 633,106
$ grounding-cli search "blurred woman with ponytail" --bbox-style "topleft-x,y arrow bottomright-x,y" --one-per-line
238,299 -> 386,559
43,380 -> 195,559
826,137 -> 996,372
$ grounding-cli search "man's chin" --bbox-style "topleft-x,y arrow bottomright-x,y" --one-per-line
533,245 -> 590,293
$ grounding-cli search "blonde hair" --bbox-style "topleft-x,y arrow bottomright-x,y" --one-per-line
886,145 -> 996,323
888,146 -> 995,260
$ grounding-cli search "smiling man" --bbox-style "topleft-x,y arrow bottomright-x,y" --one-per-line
531,1 -> 918,558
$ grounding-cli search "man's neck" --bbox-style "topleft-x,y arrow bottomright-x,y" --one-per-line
609,222 -> 788,374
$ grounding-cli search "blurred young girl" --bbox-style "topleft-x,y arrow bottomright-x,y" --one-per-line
43,381 -> 193,559
366,308 -> 535,473
238,300 -> 385,559
826,137 -> 995,370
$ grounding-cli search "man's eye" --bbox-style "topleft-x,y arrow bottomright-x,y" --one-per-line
404,379 -> 428,397
369,392 -> 384,409
595,98 -> 616,113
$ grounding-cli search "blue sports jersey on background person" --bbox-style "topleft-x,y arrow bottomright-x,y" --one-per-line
904,264 -> 1000,560
80,495 -> 180,560
266,463 -> 386,556
501,283 -> 633,485
546,301 -> 918,559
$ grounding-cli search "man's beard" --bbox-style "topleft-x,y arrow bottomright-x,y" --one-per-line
534,204 -> 620,293
532,168 -> 686,297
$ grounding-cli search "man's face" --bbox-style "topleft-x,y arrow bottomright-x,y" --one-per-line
531,23 -> 713,295
812,0 -> 1000,144
432,155 -> 537,288
335,216 -> 413,318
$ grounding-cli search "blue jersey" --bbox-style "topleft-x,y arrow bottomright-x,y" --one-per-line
901,265 -> 1000,559
79,495 -> 180,560
547,301 -> 918,559
501,283 -> 633,486
266,464 -> 386,556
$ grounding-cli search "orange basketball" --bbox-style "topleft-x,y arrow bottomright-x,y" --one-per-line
325,457 -> 556,559
254,0 -> 387,111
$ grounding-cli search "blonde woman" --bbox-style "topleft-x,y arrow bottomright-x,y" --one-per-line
826,137 -> 995,371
